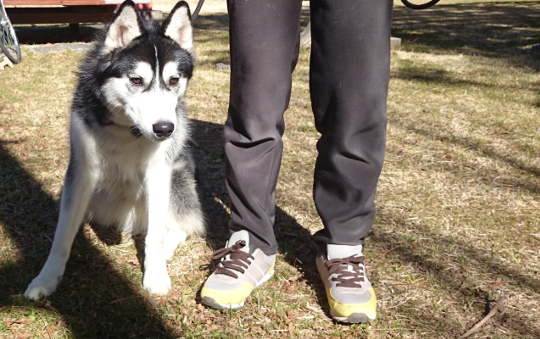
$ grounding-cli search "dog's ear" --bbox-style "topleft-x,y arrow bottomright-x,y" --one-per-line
162,1 -> 193,53
104,1 -> 144,52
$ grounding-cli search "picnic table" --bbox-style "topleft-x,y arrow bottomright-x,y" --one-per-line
4,0 -> 154,32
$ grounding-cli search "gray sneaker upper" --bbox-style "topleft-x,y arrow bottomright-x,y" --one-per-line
205,230 -> 275,289
317,244 -> 373,304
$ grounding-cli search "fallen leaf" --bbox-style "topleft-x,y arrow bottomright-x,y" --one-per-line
288,322 -> 295,334
47,323 -> 56,337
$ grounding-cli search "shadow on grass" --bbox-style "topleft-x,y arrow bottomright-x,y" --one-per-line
402,123 -> 540,188
14,24 -> 101,45
373,209 -> 540,337
192,9 -> 310,32
0,140 -> 177,338
392,2 -> 540,70
10,12 -> 233,46
390,64 -> 540,112
193,13 -> 229,32
393,64 -> 540,91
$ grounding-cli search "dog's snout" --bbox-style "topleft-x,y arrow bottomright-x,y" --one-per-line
153,122 -> 175,138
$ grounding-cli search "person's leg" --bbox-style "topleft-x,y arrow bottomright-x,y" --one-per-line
309,0 -> 393,323
201,0 -> 303,309
224,0 -> 303,256
310,0 -> 392,247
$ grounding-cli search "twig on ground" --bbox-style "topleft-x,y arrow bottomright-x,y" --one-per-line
459,293 -> 505,339
397,277 -> 433,286
378,287 -> 418,299
374,245 -> 402,261
109,296 -> 144,304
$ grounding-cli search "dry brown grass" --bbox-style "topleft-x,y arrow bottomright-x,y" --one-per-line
1,1 -> 539,338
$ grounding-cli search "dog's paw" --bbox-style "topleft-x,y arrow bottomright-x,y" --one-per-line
24,278 -> 59,300
142,268 -> 171,295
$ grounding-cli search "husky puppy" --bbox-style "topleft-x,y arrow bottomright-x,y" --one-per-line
25,0 -> 204,300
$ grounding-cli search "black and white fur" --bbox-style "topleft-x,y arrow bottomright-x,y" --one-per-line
25,0 -> 204,300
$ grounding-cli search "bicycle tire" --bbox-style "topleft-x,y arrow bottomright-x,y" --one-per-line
401,0 -> 440,10
0,1 -> 21,64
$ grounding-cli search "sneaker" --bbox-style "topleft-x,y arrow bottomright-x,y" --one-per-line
316,244 -> 377,323
200,230 -> 275,309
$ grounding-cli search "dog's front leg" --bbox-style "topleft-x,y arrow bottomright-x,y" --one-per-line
25,125 -> 99,300
142,161 -> 172,295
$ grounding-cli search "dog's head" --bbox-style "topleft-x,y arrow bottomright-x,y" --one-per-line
98,0 -> 194,141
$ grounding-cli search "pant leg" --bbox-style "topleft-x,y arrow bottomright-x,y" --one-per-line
224,0 -> 303,255
310,0 -> 393,246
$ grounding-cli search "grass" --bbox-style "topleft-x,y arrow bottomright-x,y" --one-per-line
1,0 -> 540,337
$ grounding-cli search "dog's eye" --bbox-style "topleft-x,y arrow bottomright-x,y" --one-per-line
130,77 -> 143,85
169,77 -> 179,85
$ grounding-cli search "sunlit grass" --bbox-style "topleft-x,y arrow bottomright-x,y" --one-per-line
0,1 -> 539,337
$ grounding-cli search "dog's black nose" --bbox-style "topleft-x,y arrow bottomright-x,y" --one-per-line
153,122 -> 175,138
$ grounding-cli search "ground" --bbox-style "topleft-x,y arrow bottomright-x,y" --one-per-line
0,1 -> 539,338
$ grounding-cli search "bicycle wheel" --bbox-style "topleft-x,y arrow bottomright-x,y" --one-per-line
0,1 -> 21,64
401,0 -> 440,10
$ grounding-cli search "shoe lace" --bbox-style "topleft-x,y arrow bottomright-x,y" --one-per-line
325,255 -> 366,288
211,240 -> 254,279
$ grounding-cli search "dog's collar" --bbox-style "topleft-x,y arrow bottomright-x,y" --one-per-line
100,118 -> 141,138
100,115 -> 115,127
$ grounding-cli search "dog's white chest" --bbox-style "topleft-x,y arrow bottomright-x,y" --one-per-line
97,131 -> 160,185
101,149 -> 144,187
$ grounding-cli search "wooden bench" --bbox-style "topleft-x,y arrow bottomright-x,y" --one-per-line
4,0 -> 153,31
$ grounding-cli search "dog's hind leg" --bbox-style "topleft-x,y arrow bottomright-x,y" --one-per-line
25,121 -> 99,300
163,160 -> 205,260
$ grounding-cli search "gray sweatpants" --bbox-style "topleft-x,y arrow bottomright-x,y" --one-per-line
224,0 -> 393,255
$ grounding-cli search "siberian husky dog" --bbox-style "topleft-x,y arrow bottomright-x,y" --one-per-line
25,0 -> 205,300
